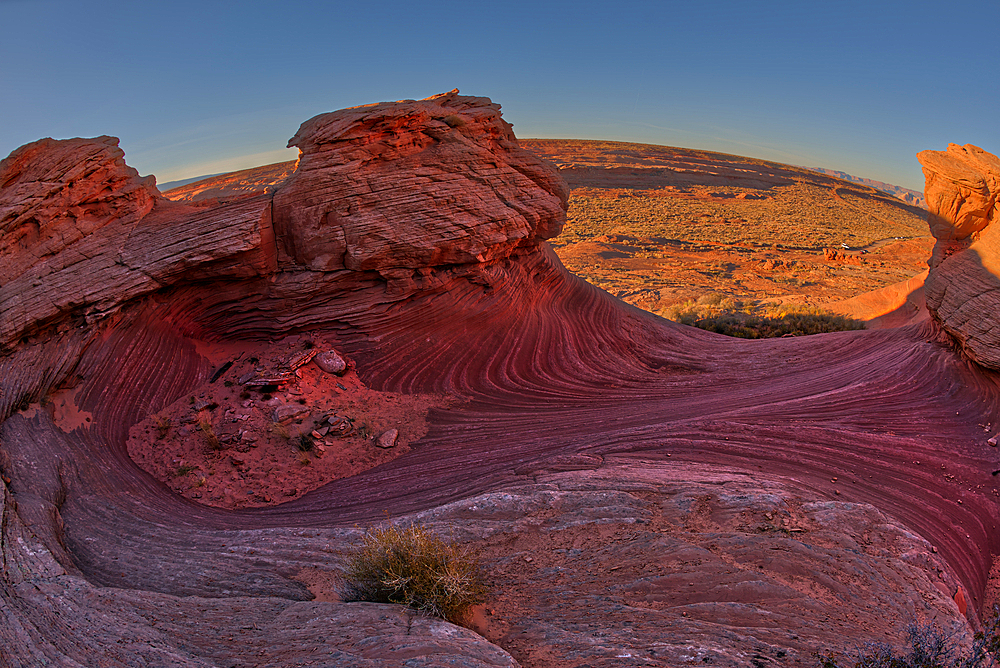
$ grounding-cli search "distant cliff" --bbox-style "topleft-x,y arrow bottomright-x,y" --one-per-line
807,166 -> 926,208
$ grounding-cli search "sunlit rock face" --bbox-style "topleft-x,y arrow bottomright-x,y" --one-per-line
919,144 -> 1000,368
0,136 -> 161,285
272,89 -> 568,273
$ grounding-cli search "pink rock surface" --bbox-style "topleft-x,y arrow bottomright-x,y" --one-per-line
0,136 -> 161,284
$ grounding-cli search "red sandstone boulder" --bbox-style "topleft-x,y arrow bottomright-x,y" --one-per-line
0,136 -> 161,284
918,144 -> 1000,368
0,138 -> 276,351
272,90 -> 568,273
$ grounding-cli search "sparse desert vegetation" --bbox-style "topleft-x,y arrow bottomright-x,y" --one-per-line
663,293 -> 865,338
124,336 -> 444,508
819,612 -> 1000,668
340,524 -> 487,625
523,139 -> 933,323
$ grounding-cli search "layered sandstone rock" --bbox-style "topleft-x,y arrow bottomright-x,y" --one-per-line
919,144 -> 1000,368
0,138 -> 276,354
0,136 -> 161,285
272,89 -> 568,273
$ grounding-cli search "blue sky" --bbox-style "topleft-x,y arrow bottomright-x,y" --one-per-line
1,0 -> 997,191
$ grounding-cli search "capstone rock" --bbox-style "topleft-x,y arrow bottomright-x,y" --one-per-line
271,89 -> 568,273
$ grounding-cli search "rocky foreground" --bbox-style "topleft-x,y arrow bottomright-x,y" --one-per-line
2,91 -> 1000,667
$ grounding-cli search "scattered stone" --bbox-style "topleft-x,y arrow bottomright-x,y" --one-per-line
311,430 -> 324,440
273,404 -> 310,424
286,349 -> 318,370
315,350 -> 347,375
989,437 -> 997,447
238,371 -> 258,385
376,428 -> 399,449
245,373 -> 295,387
327,417 -> 353,436
208,361 -> 234,384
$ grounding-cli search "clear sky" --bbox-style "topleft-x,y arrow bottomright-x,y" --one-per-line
2,0 -> 997,191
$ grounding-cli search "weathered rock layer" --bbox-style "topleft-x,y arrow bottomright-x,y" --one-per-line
2,93 -> 1000,667
919,143 -> 1000,368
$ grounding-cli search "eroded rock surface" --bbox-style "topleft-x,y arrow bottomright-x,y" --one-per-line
272,89 -> 568,273
919,144 -> 1000,368
0,136 -> 161,284
1,93 -> 999,667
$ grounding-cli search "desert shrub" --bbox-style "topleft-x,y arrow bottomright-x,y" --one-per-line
295,433 -> 314,452
155,416 -> 171,440
819,612 -> 1000,668
340,524 -> 487,624
197,415 -> 220,450
270,422 -> 290,440
663,296 -> 864,338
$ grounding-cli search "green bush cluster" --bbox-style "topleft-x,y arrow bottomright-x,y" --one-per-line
662,293 -> 864,339
339,524 -> 487,624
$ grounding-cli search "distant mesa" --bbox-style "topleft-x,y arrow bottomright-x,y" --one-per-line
807,166 -> 926,209
161,162 -> 296,203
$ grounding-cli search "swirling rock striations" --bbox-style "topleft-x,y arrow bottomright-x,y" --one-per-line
1,92 -> 1000,667
919,143 -> 1000,368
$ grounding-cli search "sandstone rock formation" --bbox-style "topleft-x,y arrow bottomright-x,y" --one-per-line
272,90 -> 567,273
1,93 -> 999,667
919,144 -> 1000,368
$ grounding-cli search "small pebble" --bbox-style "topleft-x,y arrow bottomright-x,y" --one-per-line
376,428 -> 399,449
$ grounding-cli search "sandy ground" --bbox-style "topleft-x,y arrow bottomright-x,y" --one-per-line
123,335 -> 451,509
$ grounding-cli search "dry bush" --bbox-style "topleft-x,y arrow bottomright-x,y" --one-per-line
197,414 -> 220,450
155,416 -> 171,440
340,524 -> 487,624
819,611 -> 1000,668
270,422 -> 290,440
